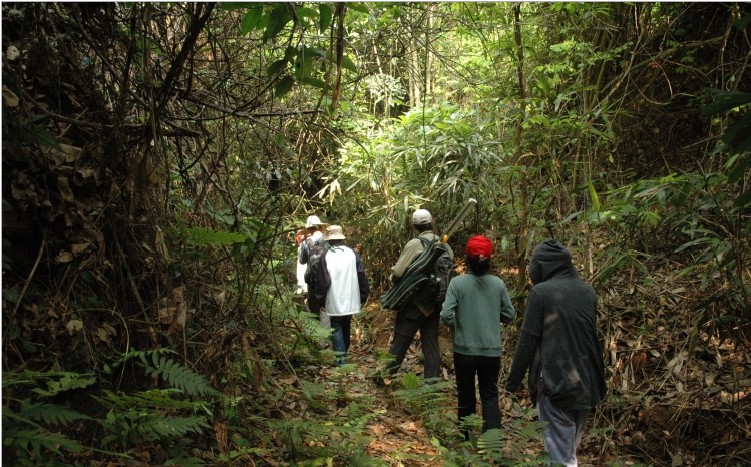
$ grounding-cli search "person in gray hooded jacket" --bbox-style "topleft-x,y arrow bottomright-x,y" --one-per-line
505,239 -> 606,467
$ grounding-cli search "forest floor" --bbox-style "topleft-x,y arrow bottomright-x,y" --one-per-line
289,301 -> 750,467
293,303 -> 637,466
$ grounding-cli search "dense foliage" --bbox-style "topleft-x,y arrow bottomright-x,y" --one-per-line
2,2 -> 749,465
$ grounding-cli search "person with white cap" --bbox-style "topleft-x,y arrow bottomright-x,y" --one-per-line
298,215 -> 331,331
309,225 -> 370,365
385,208 -> 453,380
299,215 -> 325,269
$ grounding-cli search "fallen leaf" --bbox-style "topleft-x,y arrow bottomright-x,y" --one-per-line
5,45 -> 19,60
2,85 -> 19,107
56,251 -> 74,263
71,240 -> 91,255
66,319 -> 83,335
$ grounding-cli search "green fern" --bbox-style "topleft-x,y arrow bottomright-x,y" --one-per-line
5,399 -> 90,426
2,370 -> 96,397
476,428 -> 505,457
92,388 -> 209,411
4,428 -> 85,457
98,409 -> 210,446
139,352 -> 220,397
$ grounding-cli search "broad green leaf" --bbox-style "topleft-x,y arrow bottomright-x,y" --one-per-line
302,45 -> 327,58
700,90 -> 751,116
341,55 -> 357,71
300,76 -> 325,88
275,75 -> 295,97
267,59 -> 288,78
721,111 -> 751,155
734,188 -> 751,208
241,7 -> 264,35
284,46 -> 298,61
295,53 -> 314,80
263,4 -> 291,43
598,253 -> 628,284
347,3 -> 369,14
727,153 -> 751,183
295,6 -> 318,19
319,4 -> 333,32
734,14 -> 751,30
25,125 -> 62,150
219,2 -> 258,11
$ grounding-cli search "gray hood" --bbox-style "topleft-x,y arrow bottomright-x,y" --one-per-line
529,239 -> 577,284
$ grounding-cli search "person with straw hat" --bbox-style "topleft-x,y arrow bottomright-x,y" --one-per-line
309,225 -> 369,365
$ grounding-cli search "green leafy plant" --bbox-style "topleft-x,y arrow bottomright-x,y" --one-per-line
2,371 -> 95,465
2,350 -> 222,465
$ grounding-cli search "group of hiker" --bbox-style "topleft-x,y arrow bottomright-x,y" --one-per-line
293,209 -> 606,466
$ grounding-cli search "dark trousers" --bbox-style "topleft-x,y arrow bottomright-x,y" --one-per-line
387,304 -> 441,379
454,352 -> 502,434
330,315 -> 352,365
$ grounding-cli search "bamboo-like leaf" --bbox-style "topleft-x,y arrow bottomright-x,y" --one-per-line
588,181 -> 601,212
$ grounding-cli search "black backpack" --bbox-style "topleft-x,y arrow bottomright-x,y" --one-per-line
303,237 -> 327,288
412,237 -> 457,313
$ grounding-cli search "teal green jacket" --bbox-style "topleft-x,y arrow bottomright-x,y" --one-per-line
440,272 -> 515,357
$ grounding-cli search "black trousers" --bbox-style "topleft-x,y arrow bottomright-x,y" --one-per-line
453,352 -> 502,433
387,304 -> 441,379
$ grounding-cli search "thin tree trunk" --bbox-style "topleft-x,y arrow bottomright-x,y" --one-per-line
513,4 -> 530,288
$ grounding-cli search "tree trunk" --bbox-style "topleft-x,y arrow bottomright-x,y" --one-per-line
513,4 -> 530,288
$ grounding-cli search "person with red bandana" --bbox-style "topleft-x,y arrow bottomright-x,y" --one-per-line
440,235 -> 515,439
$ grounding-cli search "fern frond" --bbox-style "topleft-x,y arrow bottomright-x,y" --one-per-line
92,389 -> 208,411
109,347 -> 173,369
140,354 -> 220,398
4,428 -> 85,456
17,399 -> 90,425
2,370 -> 96,396
31,372 -> 97,397
476,428 -> 505,453
97,409 -> 210,445
131,414 -> 210,443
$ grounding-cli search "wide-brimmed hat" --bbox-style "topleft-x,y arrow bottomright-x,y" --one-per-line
323,225 -> 346,240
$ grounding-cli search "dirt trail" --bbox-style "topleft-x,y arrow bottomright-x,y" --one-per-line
331,303 -> 623,466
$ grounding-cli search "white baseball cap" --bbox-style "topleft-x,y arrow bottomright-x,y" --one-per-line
412,209 -> 432,225
306,215 -> 323,227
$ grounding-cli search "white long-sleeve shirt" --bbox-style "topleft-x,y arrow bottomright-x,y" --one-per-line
323,245 -> 362,317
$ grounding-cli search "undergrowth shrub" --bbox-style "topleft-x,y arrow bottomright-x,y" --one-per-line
2,350 -> 221,466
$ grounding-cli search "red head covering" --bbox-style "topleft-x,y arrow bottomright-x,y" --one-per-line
466,235 -> 493,259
